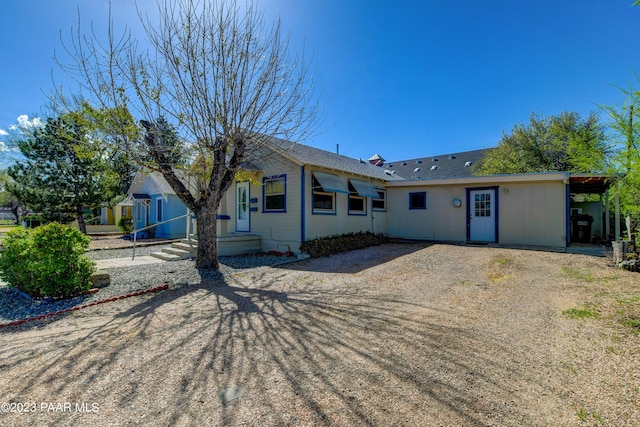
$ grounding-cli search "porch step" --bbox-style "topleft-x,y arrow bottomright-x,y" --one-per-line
150,239 -> 198,261
150,251 -> 183,261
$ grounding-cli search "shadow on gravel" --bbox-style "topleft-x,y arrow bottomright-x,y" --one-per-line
279,242 -> 428,274
0,245 -> 550,426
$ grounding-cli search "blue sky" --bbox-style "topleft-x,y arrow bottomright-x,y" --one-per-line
1,0 -> 639,164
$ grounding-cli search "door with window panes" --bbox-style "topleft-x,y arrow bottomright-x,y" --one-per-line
236,181 -> 250,232
469,189 -> 496,242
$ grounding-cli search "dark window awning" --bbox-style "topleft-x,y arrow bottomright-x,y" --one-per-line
313,172 -> 349,194
132,193 -> 151,200
349,179 -> 380,198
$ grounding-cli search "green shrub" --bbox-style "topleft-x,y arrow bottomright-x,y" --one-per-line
300,232 -> 387,258
118,217 -> 134,234
0,223 -> 96,298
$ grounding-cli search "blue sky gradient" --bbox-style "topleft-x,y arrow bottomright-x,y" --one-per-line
1,1 -> 639,163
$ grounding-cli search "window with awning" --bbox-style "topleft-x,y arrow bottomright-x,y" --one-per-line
348,179 -> 380,198
348,181 -> 366,215
312,172 -> 349,194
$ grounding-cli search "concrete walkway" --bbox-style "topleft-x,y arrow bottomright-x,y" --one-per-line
95,256 -> 166,269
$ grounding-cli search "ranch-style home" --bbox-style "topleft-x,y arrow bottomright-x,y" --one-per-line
124,137 -> 613,256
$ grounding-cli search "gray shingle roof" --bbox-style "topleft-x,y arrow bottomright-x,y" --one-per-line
385,149 -> 489,180
265,137 -> 404,182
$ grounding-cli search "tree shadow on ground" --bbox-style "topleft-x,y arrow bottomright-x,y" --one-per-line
279,242 -> 428,274
0,247 -> 561,426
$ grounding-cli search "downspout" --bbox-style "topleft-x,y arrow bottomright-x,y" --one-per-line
300,165 -> 305,244
565,180 -> 571,248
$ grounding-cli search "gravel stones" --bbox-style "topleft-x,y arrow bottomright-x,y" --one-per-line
0,248 -> 298,324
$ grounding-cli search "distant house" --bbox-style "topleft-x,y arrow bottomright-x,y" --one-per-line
125,137 -> 613,255
125,170 -> 189,239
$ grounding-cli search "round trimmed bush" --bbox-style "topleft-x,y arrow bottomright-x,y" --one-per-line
0,223 -> 96,298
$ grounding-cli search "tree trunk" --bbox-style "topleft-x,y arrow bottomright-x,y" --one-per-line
195,208 -> 219,270
10,202 -> 20,224
76,204 -> 87,235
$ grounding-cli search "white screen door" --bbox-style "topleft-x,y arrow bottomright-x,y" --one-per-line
469,189 -> 496,242
236,182 -> 250,232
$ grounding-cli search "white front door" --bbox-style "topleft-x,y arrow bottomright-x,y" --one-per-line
469,189 -> 496,242
236,181 -> 250,232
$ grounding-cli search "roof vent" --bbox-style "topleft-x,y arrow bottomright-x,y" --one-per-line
448,154 -> 456,160
384,169 -> 397,176
415,159 -> 422,164
430,165 -> 438,171
402,161 -> 407,166
431,156 -> 438,162
359,158 -> 366,164
413,167 -> 421,173
464,161 -> 472,167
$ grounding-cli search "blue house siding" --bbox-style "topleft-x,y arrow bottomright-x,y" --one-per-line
150,194 -> 187,239
133,198 -> 150,233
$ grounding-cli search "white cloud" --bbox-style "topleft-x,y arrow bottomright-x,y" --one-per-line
0,141 -> 8,152
9,114 -> 43,131
0,129 -> 7,136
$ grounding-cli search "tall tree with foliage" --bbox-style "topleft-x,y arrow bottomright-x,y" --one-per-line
600,79 -> 640,237
56,0 -> 319,269
474,112 -> 609,175
7,114 -> 119,234
65,101 -> 139,196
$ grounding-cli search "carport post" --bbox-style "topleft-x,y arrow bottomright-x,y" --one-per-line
605,191 -> 610,239
615,184 -> 621,241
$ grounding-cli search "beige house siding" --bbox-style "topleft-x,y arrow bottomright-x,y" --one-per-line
303,167 -> 387,242
387,185 -> 467,242
386,174 -> 569,249
498,182 -> 566,249
249,158 -> 303,253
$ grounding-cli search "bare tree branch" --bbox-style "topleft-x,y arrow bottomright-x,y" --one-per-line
53,0 -> 321,269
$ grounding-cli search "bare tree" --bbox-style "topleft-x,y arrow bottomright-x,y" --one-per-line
55,0 -> 319,269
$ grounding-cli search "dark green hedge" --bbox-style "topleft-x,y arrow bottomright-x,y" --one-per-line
300,232 -> 387,258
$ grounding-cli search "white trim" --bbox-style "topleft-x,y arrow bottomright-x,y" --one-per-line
385,172 -> 570,188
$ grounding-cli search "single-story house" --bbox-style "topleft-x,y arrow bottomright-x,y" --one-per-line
124,170 -> 189,239
126,137 -> 613,254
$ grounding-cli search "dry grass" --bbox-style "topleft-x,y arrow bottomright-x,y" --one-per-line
0,243 -> 638,426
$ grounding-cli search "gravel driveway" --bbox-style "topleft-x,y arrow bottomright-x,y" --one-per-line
0,243 -> 638,426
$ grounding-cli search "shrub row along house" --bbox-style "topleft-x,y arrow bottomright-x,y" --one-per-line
123,136 -> 612,256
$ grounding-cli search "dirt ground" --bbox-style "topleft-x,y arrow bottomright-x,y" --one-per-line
0,243 -> 638,426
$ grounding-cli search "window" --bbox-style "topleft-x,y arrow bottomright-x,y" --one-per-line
474,192 -> 491,217
121,206 -> 133,219
372,190 -> 387,211
312,175 -> 336,214
348,181 -> 366,215
156,198 -> 163,222
263,174 -> 286,212
409,191 -> 426,209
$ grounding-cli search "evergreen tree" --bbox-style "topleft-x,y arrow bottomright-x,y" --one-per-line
7,114 -> 119,233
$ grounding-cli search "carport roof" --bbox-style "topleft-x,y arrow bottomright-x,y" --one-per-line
569,174 -> 612,194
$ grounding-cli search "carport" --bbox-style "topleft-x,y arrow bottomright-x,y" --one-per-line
568,174 -> 616,247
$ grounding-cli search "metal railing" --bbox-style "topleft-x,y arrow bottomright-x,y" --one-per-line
131,211 -> 194,260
